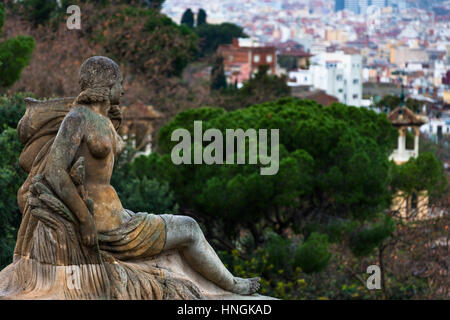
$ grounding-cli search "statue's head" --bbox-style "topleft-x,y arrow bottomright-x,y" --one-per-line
78,56 -> 123,105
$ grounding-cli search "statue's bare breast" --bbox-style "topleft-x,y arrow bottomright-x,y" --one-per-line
73,106 -> 129,232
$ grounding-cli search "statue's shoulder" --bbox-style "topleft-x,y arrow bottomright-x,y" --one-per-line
69,103 -> 102,122
65,104 -> 88,119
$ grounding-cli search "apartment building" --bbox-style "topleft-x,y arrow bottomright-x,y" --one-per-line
218,38 -> 276,87
309,51 -> 363,107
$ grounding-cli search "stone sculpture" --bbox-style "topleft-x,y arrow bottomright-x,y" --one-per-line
0,56 -> 262,300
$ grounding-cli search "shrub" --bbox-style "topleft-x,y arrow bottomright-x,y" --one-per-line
349,216 -> 395,257
0,93 -> 27,133
264,232 -> 294,272
0,127 -> 26,269
294,232 -> 331,273
0,9 -> 35,89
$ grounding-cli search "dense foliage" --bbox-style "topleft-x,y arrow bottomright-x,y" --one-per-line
0,3 -> 35,89
210,55 -> 227,91
390,151 -> 447,201
0,93 -> 27,268
212,65 -> 292,110
195,22 -> 247,56
375,94 -> 424,113
130,99 -> 399,249
238,65 -> 291,106
92,6 -> 199,80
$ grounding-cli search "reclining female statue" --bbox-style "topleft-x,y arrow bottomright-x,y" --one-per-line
0,56 -> 260,300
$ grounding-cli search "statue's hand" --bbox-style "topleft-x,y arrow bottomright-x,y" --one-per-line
80,218 -> 97,247
108,104 -> 122,131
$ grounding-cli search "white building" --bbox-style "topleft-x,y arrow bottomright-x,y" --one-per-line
287,69 -> 313,87
344,0 -> 360,14
309,51 -> 363,107
421,118 -> 450,137
371,0 -> 388,8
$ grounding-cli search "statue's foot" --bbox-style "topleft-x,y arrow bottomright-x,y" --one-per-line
231,277 -> 260,295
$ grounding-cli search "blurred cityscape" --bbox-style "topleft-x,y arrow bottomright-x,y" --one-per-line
164,0 -> 450,140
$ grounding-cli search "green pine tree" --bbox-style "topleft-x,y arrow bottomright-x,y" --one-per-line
180,8 -> 194,28
210,55 -> 227,91
22,0 -> 59,26
0,3 -> 35,89
197,8 -> 207,26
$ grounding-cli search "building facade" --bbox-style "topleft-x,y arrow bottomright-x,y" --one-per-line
336,0 -> 389,14
218,38 -> 276,87
335,0 -> 345,12
309,51 -> 363,106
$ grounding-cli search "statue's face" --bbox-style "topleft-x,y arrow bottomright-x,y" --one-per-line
109,78 -> 123,105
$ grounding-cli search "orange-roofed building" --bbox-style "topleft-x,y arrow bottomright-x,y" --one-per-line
218,38 -> 276,87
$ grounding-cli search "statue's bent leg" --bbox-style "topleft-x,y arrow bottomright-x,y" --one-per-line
160,214 -> 260,295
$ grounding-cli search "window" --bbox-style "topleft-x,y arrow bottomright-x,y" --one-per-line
338,89 -> 343,93
337,75 -> 343,81
229,55 -> 233,62
353,94 -> 358,99
254,55 -> 260,63
266,55 -> 273,63
411,192 -> 418,210
353,79 -> 359,84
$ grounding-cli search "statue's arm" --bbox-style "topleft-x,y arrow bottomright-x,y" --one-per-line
43,111 -> 97,247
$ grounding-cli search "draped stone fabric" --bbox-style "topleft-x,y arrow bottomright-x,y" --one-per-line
98,212 -> 166,261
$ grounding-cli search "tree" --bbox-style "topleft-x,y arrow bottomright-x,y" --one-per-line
195,22 -> 247,56
375,94 -> 423,113
197,8 -> 207,26
210,55 -> 227,91
93,6 -> 198,80
277,55 -> 299,71
181,8 -> 194,28
120,0 -> 166,10
0,93 -> 27,269
390,152 -> 447,203
141,99 -> 399,250
0,127 -> 26,269
0,3 -> 4,31
211,65 -> 292,111
294,232 -> 332,273
238,65 -> 291,107
0,3 -> 35,89
21,0 -> 59,26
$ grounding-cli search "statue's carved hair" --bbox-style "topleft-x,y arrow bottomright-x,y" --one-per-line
76,56 -> 121,104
